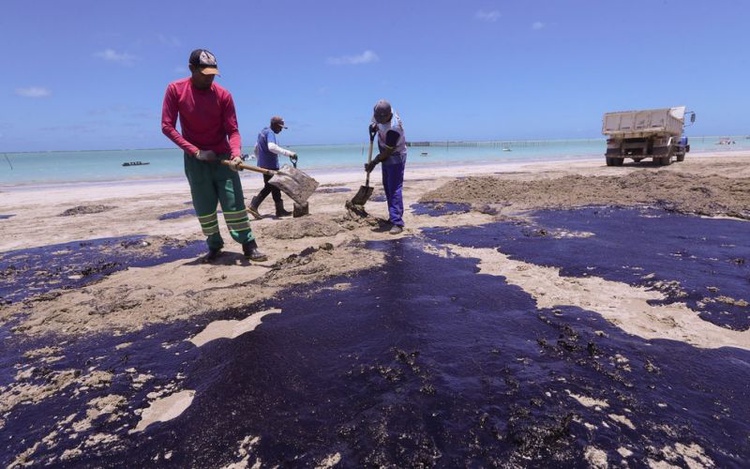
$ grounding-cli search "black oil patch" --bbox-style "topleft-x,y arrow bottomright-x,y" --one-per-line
11,236 -> 746,468
413,202 -> 472,217
59,205 -> 115,216
424,206 -> 750,331
3,210 -> 750,468
158,208 -> 196,220
316,187 -> 352,194
0,320 -> 201,466
0,237 -> 204,304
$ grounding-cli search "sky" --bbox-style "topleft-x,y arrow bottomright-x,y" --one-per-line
2,0 -> 748,152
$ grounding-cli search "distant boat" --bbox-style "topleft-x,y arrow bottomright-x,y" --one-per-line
122,161 -> 150,167
502,147 -> 512,152
420,151 -> 429,157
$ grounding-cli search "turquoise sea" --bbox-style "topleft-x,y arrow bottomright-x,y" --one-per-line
1,136 -> 748,187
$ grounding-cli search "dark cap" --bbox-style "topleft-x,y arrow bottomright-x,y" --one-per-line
270,116 -> 287,129
189,49 -> 220,76
373,99 -> 392,118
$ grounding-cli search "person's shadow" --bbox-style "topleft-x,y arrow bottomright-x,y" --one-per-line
184,251 -> 272,267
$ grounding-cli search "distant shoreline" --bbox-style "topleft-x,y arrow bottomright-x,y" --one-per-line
3,134 -> 748,155
4,150 -> 749,194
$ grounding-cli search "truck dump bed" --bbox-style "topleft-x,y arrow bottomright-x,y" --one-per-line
602,106 -> 686,138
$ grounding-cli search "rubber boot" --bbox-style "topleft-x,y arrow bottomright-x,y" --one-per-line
275,200 -> 292,217
242,239 -> 268,262
247,196 -> 262,220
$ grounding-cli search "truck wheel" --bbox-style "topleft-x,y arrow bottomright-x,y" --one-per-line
606,157 -> 614,166
676,153 -> 685,162
658,156 -> 671,166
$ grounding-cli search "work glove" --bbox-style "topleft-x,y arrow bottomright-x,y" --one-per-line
364,160 -> 379,173
228,155 -> 243,172
290,153 -> 298,166
195,149 -> 217,162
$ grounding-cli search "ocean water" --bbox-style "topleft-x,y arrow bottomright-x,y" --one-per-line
1,136 -> 747,187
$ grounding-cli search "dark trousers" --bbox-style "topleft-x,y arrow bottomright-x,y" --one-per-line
184,153 -> 254,249
252,174 -> 283,207
382,161 -> 405,226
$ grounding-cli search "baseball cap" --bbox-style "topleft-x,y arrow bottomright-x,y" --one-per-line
189,49 -> 220,75
271,116 -> 287,129
373,99 -> 392,118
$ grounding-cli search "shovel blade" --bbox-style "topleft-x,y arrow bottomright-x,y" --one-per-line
292,202 -> 309,218
350,185 -> 374,206
268,164 -> 319,205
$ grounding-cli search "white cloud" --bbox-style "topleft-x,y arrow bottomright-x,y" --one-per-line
532,21 -> 545,30
326,50 -> 379,65
475,10 -> 501,22
15,87 -> 51,98
94,48 -> 137,66
158,35 -> 181,47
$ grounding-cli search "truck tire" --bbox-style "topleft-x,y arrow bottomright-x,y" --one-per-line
676,152 -> 685,162
657,156 -> 671,166
606,157 -> 614,166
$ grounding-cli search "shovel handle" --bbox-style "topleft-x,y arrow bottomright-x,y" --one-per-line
221,159 -> 274,175
364,133 -> 375,186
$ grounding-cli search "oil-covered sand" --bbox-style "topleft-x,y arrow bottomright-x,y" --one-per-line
1,155 -> 749,467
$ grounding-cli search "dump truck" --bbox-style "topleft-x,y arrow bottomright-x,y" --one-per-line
602,106 -> 696,166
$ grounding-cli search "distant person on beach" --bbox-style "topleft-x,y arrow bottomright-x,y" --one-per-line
247,116 -> 298,219
161,48 -> 267,263
365,99 -> 407,234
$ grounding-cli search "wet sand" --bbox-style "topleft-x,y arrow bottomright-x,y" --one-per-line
1,151 -> 749,467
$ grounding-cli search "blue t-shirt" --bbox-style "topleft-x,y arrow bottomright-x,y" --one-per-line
256,127 -> 279,170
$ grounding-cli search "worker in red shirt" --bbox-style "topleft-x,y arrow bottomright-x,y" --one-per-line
161,49 -> 266,262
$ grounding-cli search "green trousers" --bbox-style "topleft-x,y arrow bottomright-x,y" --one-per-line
184,153 -> 254,250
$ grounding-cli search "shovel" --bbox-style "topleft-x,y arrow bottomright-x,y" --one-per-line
350,132 -> 376,206
221,160 -> 319,205
289,156 -> 310,217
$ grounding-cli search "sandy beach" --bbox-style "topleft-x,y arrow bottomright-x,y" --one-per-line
2,152 -> 750,467
2,152 -> 749,341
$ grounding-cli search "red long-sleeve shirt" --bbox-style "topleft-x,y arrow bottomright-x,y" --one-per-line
161,77 -> 241,156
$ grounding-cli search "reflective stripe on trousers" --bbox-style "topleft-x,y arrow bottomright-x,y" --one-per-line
197,210 -> 220,236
